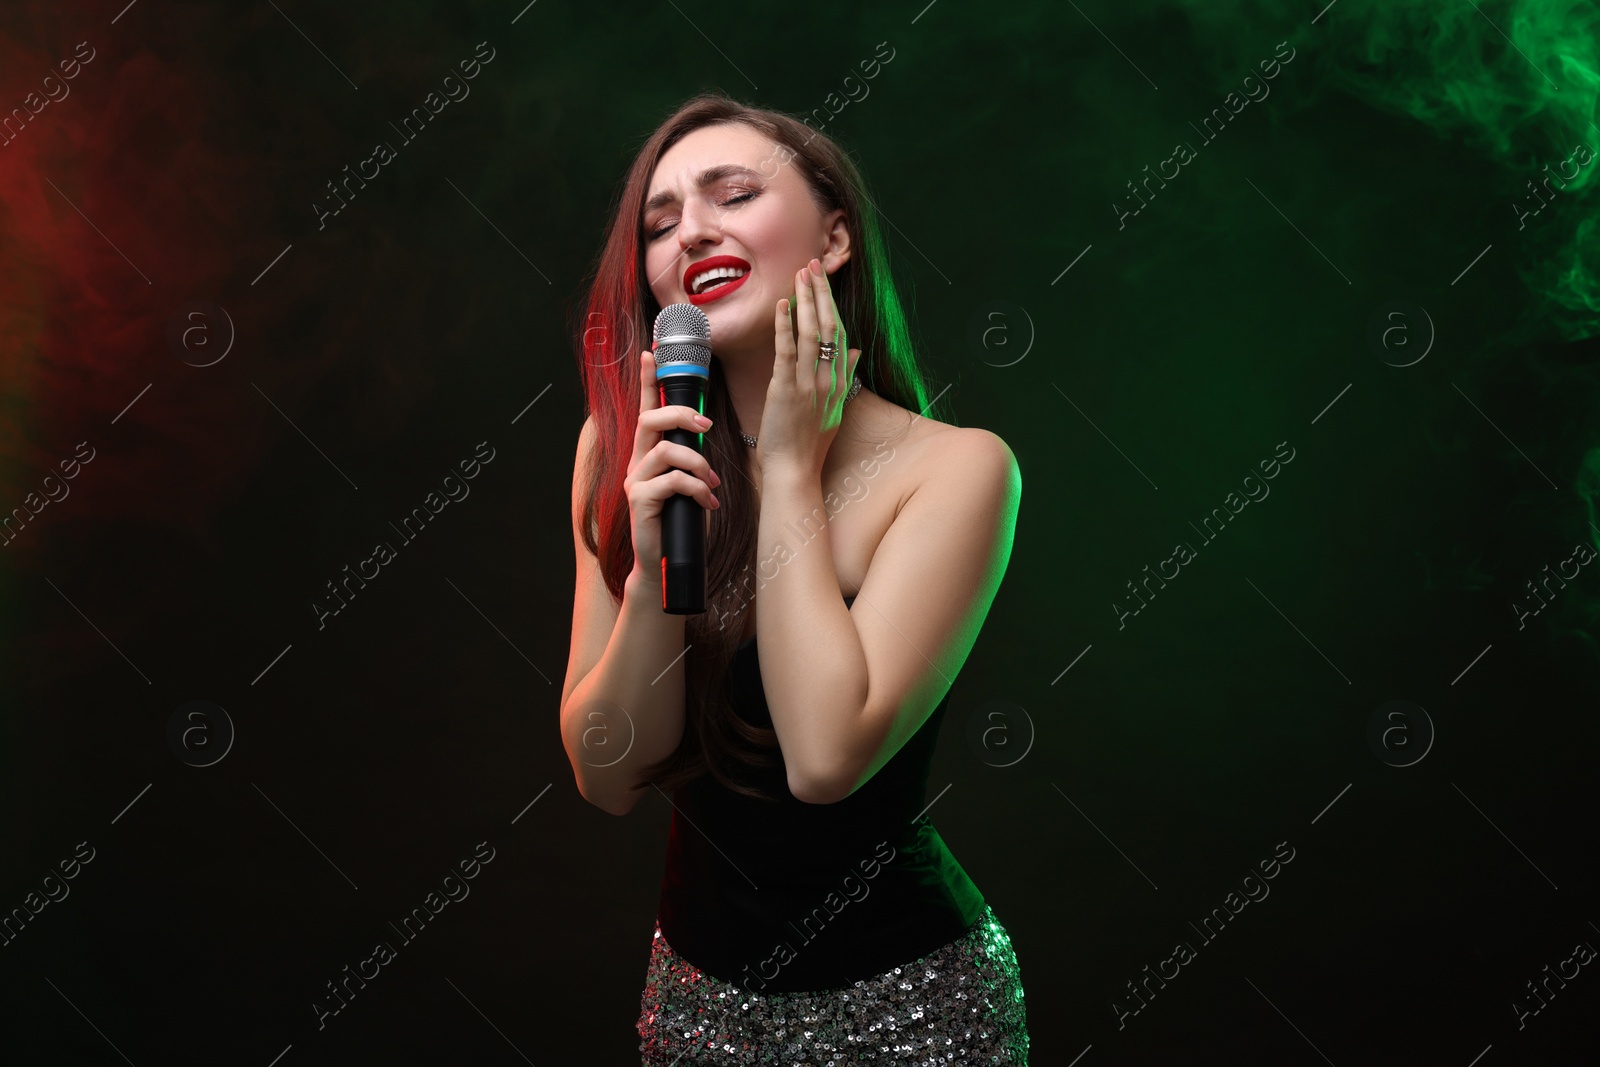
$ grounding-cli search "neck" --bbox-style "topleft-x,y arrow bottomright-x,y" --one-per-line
718,352 -> 771,448
717,351 -> 864,469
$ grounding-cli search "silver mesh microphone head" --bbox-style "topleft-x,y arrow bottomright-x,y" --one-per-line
652,303 -> 712,372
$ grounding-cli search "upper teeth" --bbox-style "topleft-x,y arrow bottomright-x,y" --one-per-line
692,266 -> 747,294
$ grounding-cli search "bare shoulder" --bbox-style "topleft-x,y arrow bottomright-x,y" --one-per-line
868,394 -> 1015,493
841,392 -> 1016,529
915,425 -> 1018,514
933,424 -> 1015,470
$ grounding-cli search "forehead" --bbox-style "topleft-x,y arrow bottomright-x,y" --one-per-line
646,123 -> 786,198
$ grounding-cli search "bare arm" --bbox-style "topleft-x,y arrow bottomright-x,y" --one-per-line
559,416 -> 689,816
758,429 -> 1019,804
752,463 -> 868,802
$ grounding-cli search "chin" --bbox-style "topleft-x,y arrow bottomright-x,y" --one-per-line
703,300 -> 764,339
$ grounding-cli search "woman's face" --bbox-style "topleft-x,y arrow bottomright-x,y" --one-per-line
641,122 -> 847,358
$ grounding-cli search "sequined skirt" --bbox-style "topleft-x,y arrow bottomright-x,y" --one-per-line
637,903 -> 1029,1065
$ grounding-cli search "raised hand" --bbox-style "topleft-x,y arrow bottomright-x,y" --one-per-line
758,256 -> 862,480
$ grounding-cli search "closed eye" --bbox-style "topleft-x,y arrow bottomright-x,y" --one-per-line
647,190 -> 758,240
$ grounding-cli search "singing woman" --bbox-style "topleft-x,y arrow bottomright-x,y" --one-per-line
560,92 -> 1027,1063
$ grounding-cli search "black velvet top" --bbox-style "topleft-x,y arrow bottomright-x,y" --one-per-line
655,595 -> 987,993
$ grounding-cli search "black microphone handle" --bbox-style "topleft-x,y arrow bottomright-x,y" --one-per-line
657,374 -> 707,614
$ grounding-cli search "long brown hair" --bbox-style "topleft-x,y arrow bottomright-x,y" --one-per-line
570,91 -> 950,801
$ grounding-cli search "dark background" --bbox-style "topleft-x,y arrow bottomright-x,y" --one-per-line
3,0 -> 1599,1063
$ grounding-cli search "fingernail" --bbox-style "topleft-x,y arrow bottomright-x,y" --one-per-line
710,471 -> 721,486
712,494 -> 721,507
810,258 -> 821,272
695,414 -> 712,427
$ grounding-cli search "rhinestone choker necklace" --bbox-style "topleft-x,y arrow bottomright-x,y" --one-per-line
738,376 -> 863,446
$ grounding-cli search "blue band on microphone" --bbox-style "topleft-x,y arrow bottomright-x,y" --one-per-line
654,361 -> 710,379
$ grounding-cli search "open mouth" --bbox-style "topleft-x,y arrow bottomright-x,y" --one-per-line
684,256 -> 752,306
688,269 -> 749,305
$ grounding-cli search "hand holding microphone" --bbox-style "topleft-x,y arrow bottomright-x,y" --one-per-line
622,303 -> 715,612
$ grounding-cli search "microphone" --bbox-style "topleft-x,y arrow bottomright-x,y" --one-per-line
651,302 -> 712,614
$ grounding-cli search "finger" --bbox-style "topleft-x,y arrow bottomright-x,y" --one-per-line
634,350 -> 658,463
847,348 -> 862,397
774,296 -> 797,374
639,469 -> 719,511
811,262 -> 841,399
810,259 -> 836,353
821,333 -> 839,402
646,439 -> 720,487
638,404 -> 713,438
794,266 -> 819,389
670,469 -> 719,510
638,348 -> 705,426
640,349 -> 659,412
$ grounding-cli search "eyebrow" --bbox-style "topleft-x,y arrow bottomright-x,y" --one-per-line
643,164 -> 763,214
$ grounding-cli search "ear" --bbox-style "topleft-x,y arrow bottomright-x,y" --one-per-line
819,208 -> 851,274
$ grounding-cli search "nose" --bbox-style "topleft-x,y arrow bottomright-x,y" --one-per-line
675,200 -> 723,257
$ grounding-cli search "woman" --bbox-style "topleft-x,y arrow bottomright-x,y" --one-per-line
560,92 -> 1026,1064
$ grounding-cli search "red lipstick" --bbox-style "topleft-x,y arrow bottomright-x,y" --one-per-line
683,255 -> 752,306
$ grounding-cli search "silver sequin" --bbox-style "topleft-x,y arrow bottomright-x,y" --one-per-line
638,903 -> 1029,1065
